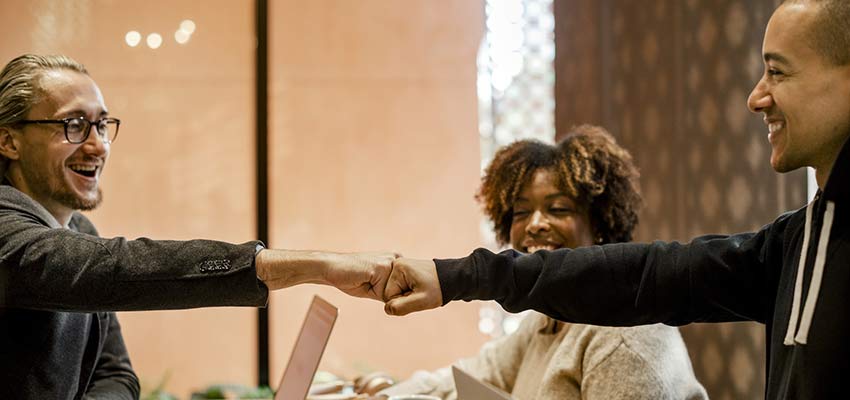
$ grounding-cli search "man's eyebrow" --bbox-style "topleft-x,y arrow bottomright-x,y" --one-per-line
56,109 -> 86,118
764,52 -> 792,66
56,109 -> 109,118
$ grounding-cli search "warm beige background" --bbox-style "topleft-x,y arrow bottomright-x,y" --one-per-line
267,0 -> 489,383
1,0 -> 489,398
0,0 -> 259,398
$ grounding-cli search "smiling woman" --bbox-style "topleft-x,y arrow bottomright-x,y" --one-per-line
477,124 -> 641,248
380,125 -> 707,400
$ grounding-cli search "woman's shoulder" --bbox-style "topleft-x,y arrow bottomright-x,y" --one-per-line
582,324 -> 686,353
565,324 -> 690,366
570,323 -> 681,339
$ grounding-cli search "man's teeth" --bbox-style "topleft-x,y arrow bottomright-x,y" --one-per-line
68,164 -> 98,179
527,245 -> 555,253
768,121 -> 785,133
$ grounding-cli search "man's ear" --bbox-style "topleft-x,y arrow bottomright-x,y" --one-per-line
0,126 -> 21,160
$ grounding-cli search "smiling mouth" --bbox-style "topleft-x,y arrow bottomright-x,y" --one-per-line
525,244 -> 559,253
68,164 -> 98,178
768,121 -> 785,134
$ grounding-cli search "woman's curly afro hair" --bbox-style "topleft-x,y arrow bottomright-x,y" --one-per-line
477,124 -> 642,246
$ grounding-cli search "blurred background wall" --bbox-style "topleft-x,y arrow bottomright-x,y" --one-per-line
266,0 -> 489,388
553,0 -> 807,399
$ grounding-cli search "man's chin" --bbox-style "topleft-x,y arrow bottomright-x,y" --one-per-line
770,153 -> 802,174
57,189 -> 103,211
75,198 -> 102,211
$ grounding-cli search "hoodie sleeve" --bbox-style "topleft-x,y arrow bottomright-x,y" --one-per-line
435,213 -> 794,326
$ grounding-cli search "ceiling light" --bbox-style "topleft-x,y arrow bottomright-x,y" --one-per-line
146,33 -> 163,49
179,19 -> 196,35
125,31 -> 141,47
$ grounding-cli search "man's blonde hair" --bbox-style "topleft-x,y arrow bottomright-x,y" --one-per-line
0,54 -> 88,180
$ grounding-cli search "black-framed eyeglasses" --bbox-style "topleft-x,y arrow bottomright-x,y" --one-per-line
17,117 -> 120,144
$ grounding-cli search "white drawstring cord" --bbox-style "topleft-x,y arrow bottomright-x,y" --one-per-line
784,202 -> 813,346
795,200 -> 835,344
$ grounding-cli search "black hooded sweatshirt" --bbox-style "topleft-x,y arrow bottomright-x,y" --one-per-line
436,138 -> 850,399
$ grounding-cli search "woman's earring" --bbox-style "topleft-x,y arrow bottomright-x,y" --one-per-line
596,236 -> 604,244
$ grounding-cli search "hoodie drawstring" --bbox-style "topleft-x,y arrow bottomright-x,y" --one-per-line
784,202 -> 812,345
784,200 -> 835,346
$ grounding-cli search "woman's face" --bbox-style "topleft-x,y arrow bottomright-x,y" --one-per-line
508,168 -> 596,252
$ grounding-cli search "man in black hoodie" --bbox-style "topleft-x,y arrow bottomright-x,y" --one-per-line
383,1 -> 850,399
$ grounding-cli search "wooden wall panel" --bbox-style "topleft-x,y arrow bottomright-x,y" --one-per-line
554,1 -> 807,398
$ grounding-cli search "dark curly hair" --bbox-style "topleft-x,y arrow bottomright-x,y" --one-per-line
476,125 -> 642,246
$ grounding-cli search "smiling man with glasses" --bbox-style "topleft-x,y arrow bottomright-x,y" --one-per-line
0,54 -> 396,400
2,66 -> 115,220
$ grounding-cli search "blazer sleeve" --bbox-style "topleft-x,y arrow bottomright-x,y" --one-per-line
0,203 -> 268,312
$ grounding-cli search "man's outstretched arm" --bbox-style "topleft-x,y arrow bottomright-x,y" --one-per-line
256,249 -> 396,301
385,228 -> 781,327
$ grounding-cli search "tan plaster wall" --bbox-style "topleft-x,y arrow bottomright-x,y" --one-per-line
267,0 -> 490,383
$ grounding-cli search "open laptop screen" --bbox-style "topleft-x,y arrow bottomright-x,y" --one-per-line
275,296 -> 339,400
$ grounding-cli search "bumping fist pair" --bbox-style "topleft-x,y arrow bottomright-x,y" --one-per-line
327,253 -> 444,316
254,249 -> 443,316
382,258 -> 442,316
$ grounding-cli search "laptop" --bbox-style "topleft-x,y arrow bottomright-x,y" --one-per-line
275,295 -> 339,400
452,365 -> 514,400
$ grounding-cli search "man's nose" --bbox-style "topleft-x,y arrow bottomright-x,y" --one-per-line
81,125 -> 109,153
747,78 -> 772,114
